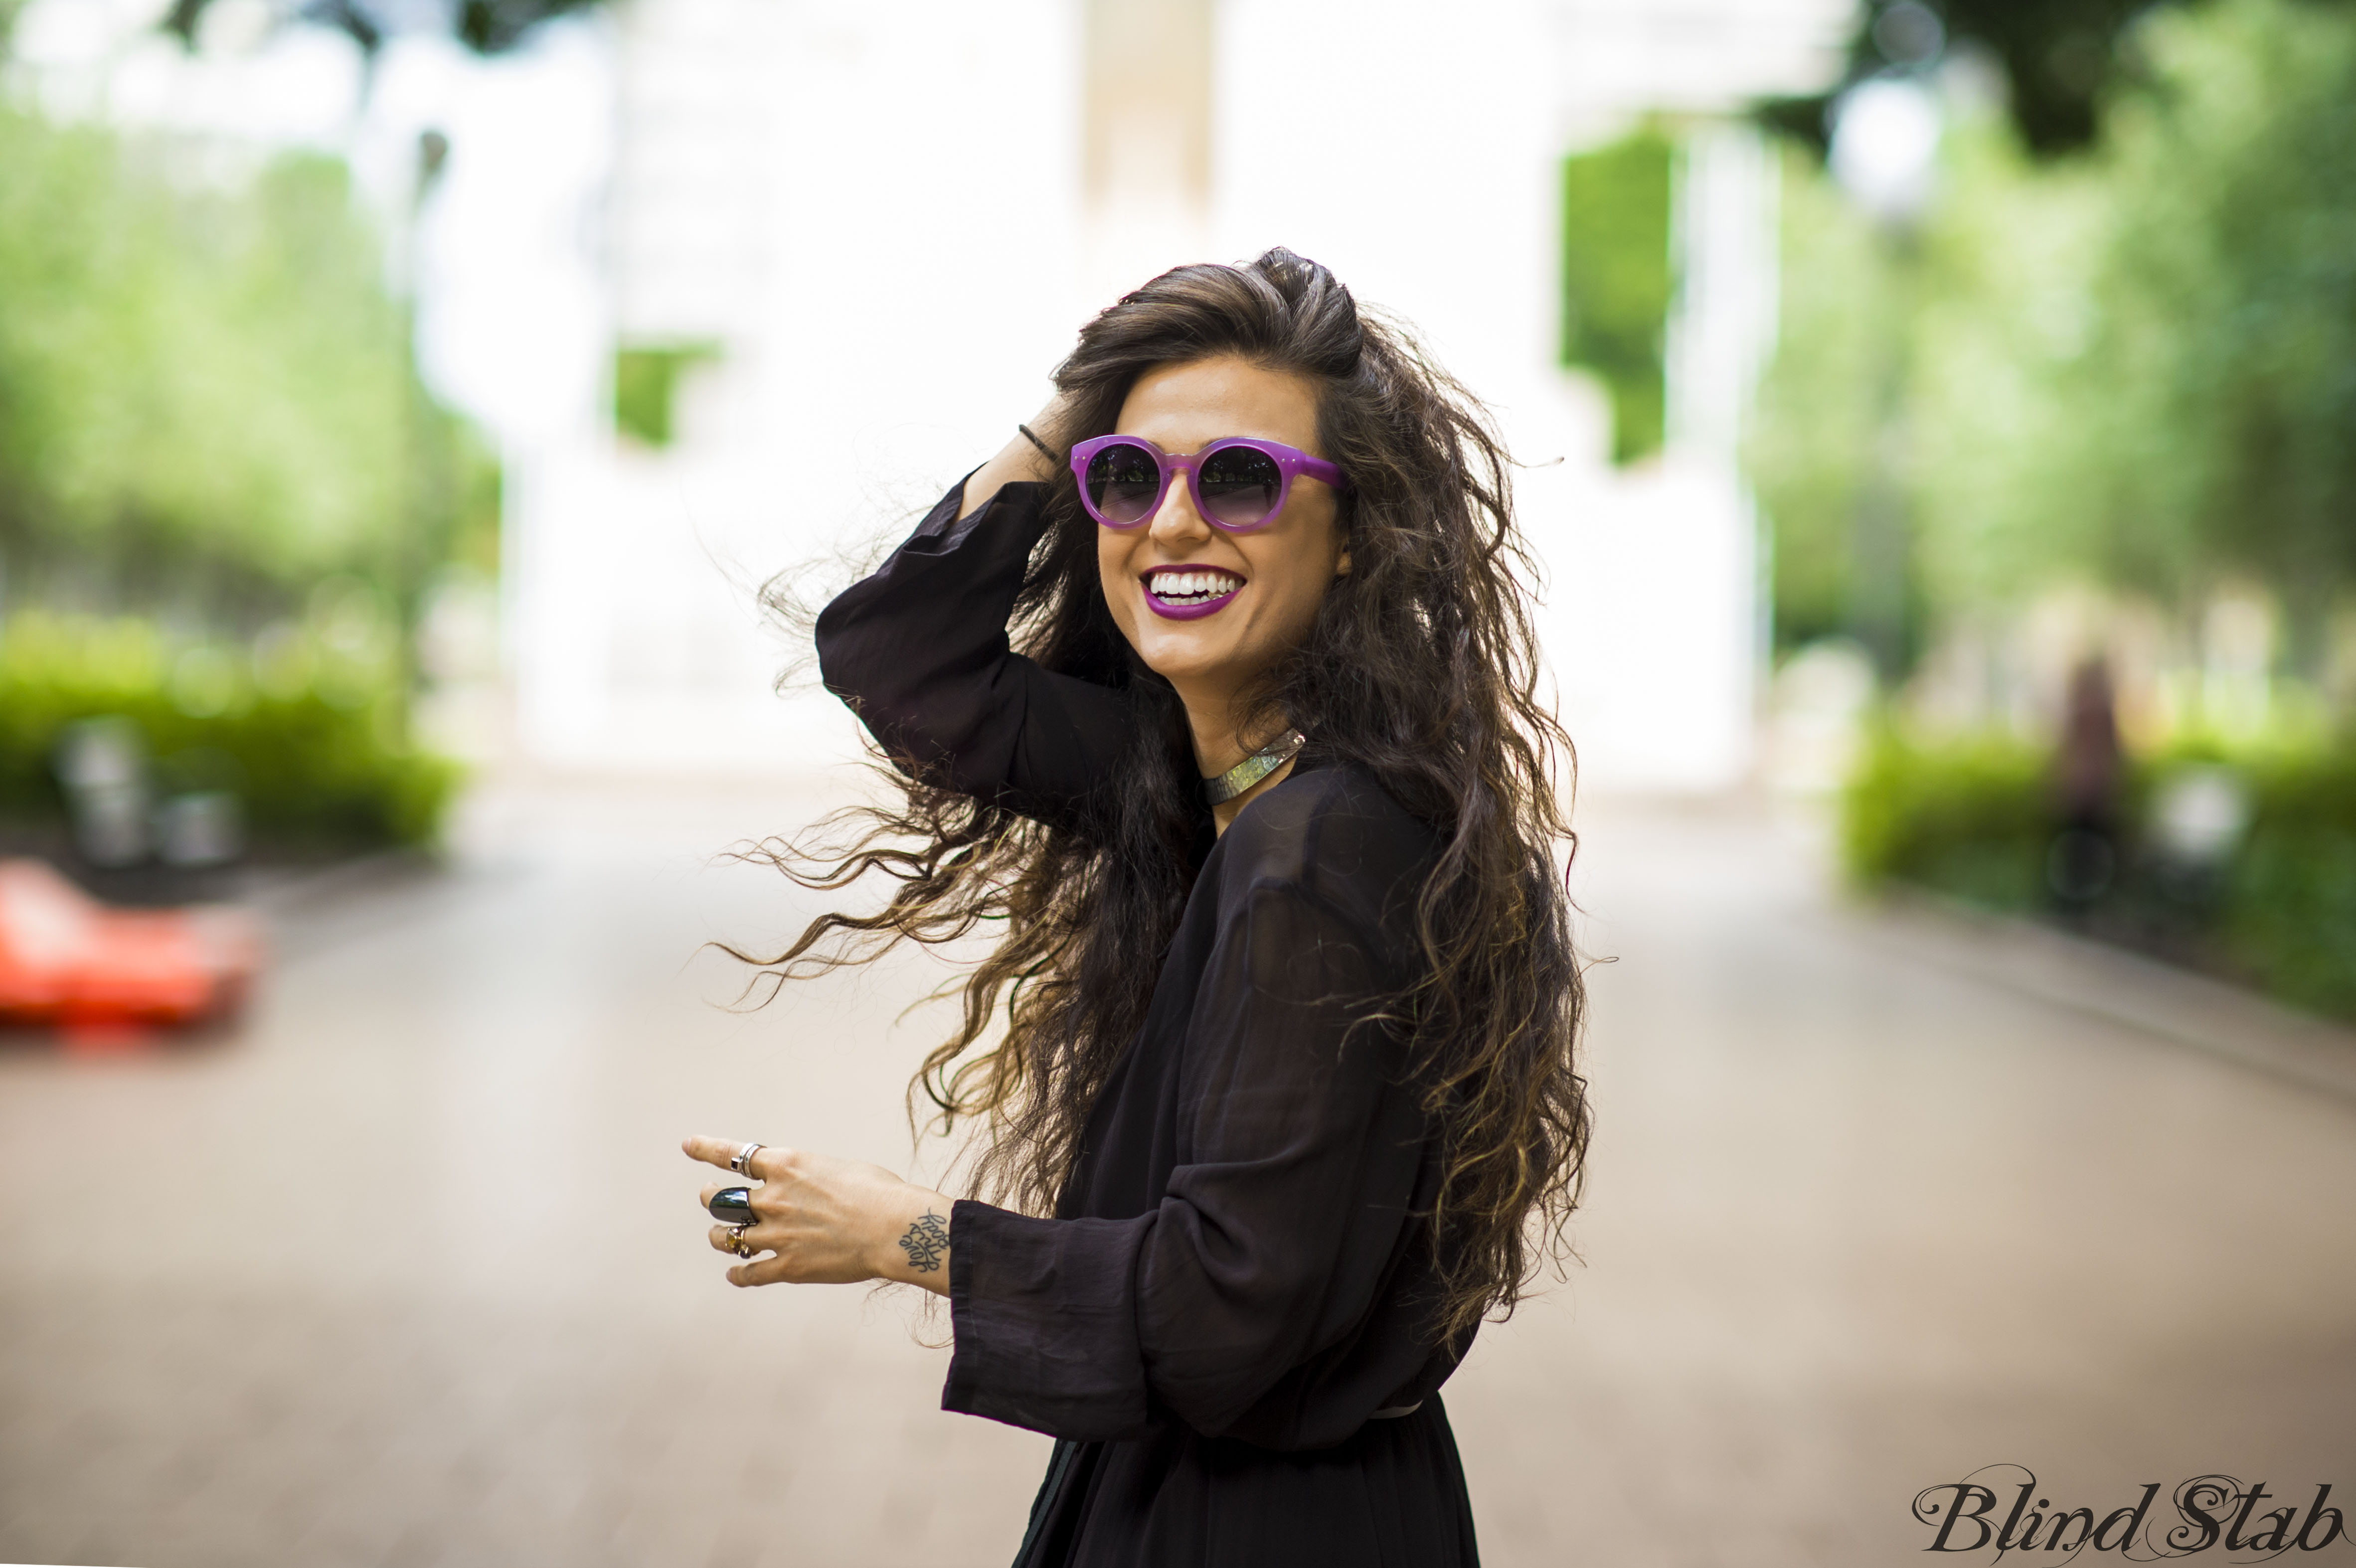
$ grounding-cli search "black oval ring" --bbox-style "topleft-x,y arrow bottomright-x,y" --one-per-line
708,1185 -> 754,1224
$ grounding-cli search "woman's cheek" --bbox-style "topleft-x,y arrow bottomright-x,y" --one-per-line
1267,551 -> 1328,645
1097,549 -> 1140,644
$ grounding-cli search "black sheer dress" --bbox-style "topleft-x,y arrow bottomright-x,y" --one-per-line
815,479 -> 1482,1568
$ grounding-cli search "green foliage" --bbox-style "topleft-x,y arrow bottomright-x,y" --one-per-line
1560,131 -> 1673,464
1751,0 -> 2356,673
159,0 -> 608,57
613,342 -> 719,450
2222,751 -> 2356,1018
1751,114 -> 2117,659
0,104 -> 496,634
1840,725 -> 2051,907
1843,724 -> 2356,1021
1745,154 -> 1909,651
452,0 -> 605,53
1763,0 -> 2148,159
2062,0 -> 2356,662
1901,122 -> 2113,617
0,612 -> 457,852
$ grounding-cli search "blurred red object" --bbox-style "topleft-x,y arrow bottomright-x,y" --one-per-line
0,858 -> 263,1033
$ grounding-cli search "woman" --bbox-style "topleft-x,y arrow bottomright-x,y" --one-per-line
683,248 -> 1588,1566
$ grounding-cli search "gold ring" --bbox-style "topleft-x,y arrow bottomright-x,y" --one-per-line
728,1222 -> 754,1258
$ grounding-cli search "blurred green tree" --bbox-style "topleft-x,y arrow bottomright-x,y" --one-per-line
1752,0 -> 2356,686
1763,0 -> 2165,159
158,0 -> 607,57
1559,129 -> 1674,465
2059,0 -> 2356,675
0,106 -> 496,640
1744,152 -> 1912,654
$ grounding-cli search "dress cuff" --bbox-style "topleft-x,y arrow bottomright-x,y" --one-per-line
943,1198 -> 1157,1441
900,476 -> 1050,558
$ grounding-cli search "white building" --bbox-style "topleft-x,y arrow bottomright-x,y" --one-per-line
17,0 -> 1852,789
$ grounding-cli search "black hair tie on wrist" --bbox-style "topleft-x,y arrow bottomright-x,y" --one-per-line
1018,424 -> 1057,463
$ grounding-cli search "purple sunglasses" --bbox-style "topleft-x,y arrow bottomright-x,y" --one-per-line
1069,435 -> 1348,533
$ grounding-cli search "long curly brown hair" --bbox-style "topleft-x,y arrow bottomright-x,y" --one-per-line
744,248 -> 1588,1341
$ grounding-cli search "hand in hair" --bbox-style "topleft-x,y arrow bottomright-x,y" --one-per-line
957,393 -> 1072,521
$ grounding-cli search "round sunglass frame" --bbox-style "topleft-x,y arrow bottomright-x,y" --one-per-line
1068,435 -> 1349,534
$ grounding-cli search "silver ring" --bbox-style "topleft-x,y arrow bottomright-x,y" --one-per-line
729,1141 -> 764,1175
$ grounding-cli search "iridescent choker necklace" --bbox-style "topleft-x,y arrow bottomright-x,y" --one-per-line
1203,730 -> 1306,805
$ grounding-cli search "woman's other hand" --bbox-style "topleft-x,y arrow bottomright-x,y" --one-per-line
683,1135 -> 955,1297
957,392 -> 1071,519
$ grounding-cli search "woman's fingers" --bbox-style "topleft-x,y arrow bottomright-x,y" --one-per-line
681,1134 -> 781,1178
680,1133 -> 738,1171
727,1253 -> 803,1289
708,1225 -> 815,1287
708,1223 -> 766,1257
685,1141 -> 941,1291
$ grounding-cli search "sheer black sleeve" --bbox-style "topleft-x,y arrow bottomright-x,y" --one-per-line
814,479 -> 1132,828
942,861 -> 1435,1450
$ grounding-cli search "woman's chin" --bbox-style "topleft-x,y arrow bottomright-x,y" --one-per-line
1131,627 -> 1240,690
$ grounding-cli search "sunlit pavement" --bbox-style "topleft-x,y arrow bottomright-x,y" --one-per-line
2,779 -> 2352,1568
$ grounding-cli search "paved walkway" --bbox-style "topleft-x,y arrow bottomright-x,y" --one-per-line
3,781 -> 2351,1568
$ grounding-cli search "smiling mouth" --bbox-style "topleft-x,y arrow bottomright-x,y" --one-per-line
1144,567 -> 1246,612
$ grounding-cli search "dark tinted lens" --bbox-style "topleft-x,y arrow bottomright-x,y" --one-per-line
1197,446 -> 1283,526
1085,443 -> 1162,525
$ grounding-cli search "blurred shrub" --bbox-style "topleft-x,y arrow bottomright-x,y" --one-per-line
1840,725 -> 2050,910
0,102 -> 498,634
2222,752 -> 2356,1020
1844,725 -> 2356,1021
0,612 -> 457,853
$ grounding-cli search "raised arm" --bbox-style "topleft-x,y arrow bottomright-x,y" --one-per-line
959,412 -> 1062,520
814,405 -> 1132,827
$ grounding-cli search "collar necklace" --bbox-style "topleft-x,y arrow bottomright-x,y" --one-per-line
1203,730 -> 1307,805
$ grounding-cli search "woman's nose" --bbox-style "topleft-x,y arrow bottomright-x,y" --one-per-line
1147,473 -> 1212,546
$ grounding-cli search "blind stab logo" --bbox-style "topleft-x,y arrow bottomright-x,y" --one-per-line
1912,1467 -> 2346,1560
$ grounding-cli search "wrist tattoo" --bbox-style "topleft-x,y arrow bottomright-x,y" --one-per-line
896,1210 -> 950,1273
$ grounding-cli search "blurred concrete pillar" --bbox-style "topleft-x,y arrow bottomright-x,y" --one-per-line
1667,124 -> 1779,472
1530,2 -> 1849,791
1652,120 -> 1778,784
1081,0 -> 1213,303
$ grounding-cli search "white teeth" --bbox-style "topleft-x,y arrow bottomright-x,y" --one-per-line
1149,569 -> 1241,602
